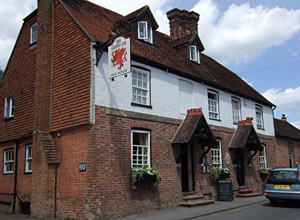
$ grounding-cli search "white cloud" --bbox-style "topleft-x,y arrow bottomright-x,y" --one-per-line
192,0 -> 300,65
291,120 -> 300,130
262,86 -> 300,113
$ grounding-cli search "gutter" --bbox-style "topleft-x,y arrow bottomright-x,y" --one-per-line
12,139 -> 19,213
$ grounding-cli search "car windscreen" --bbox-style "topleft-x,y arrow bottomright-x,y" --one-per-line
266,170 -> 300,184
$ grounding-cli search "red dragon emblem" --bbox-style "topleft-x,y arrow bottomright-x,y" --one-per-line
111,47 -> 127,70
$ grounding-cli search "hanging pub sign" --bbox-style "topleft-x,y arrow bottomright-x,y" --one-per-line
108,37 -> 131,79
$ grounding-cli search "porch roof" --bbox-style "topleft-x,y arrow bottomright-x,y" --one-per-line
229,118 -> 263,151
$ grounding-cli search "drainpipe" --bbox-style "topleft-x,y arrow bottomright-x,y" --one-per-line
12,139 -> 20,213
54,164 -> 58,218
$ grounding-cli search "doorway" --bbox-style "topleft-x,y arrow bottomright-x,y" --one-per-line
236,150 -> 245,186
181,144 -> 195,192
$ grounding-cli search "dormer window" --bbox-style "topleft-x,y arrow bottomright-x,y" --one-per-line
189,45 -> 200,64
30,23 -> 37,45
138,21 -> 153,44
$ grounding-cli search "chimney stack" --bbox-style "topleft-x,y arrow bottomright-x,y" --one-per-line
281,114 -> 287,121
167,8 -> 199,39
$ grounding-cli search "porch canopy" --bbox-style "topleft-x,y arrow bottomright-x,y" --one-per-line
171,108 -> 217,163
229,117 -> 263,151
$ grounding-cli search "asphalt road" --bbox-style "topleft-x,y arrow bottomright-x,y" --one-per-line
195,200 -> 300,220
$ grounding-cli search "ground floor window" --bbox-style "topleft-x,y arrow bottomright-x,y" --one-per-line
25,144 -> 32,173
211,139 -> 222,168
259,144 -> 267,168
4,149 -> 14,174
131,130 -> 151,169
288,142 -> 293,168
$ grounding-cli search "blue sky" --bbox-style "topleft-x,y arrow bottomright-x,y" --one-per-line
1,0 -> 300,128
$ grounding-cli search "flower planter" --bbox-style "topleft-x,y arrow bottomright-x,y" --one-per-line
136,173 -> 157,184
218,172 -> 230,180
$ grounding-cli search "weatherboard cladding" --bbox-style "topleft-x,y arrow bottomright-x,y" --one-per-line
61,0 -> 272,107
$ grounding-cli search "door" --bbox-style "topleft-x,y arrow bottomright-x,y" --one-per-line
181,143 -> 194,192
236,150 -> 245,186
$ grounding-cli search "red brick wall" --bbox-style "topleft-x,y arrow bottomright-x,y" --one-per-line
276,137 -> 300,168
0,12 -> 36,142
54,126 -> 88,219
51,0 -> 91,131
85,106 -> 182,219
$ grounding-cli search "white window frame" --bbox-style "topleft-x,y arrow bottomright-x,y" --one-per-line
4,97 -> 15,119
189,45 -> 200,64
30,23 -> 37,44
232,98 -> 241,124
211,139 -> 222,168
25,144 -> 32,173
131,130 -> 151,169
259,144 -> 267,168
137,21 -> 153,44
255,105 -> 264,129
208,90 -> 219,120
3,149 -> 14,174
132,68 -> 150,106
288,142 -> 294,168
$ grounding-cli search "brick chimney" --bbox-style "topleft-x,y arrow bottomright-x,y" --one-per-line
167,8 -> 199,39
281,114 -> 287,121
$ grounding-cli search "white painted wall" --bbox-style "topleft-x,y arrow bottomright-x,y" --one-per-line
94,52 -> 275,136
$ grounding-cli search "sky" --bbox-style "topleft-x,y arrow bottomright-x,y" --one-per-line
1,0 -> 300,128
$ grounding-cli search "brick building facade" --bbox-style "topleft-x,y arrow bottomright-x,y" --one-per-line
0,0 -> 292,219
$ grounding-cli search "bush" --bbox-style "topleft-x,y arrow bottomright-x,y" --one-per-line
210,167 -> 230,182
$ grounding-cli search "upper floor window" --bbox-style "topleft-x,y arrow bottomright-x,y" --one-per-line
211,139 -> 222,168
189,45 -> 200,64
232,98 -> 241,124
138,21 -> 153,44
208,90 -> 219,120
3,149 -> 14,174
259,144 -> 267,168
30,23 -> 37,45
132,68 -> 150,106
25,144 -> 32,173
4,97 -> 15,119
255,105 -> 264,129
131,130 -> 151,169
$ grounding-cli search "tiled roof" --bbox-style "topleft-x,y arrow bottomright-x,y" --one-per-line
274,118 -> 300,140
60,0 -> 273,107
171,108 -> 217,148
229,118 -> 262,151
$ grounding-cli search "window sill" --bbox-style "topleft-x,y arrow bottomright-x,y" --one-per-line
131,102 -> 152,109
209,118 -> 221,122
24,172 -> 32,175
3,172 -> 13,175
257,127 -> 265,131
29,42 -> 37,48
4,118 -> 14,124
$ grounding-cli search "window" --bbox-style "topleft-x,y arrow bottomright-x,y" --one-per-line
259,144 -> 267,168
25,144 -> 32,173
3,149 -> 14,174
211,139 -> 222,168
4,97 -> 15,119
131,130 -> 151,169
255,105 -> 264,129
288,142 -> 294,168
189,45 -> 200,64
232,98 -> 241,124
132,68 -> 150,106
30,23 -> 37,44
138,21 -> 153,44
208,90 -> 219,120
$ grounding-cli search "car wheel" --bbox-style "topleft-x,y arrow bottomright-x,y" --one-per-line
269,199 -> 278,205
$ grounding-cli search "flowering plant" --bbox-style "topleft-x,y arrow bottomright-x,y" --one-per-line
258,167 -> 271,175
130,166 -> 162,189
210,167 -> 230,182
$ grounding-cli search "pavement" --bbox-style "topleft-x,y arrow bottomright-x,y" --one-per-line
0,196 -> 268,220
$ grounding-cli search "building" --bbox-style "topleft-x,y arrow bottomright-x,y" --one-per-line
0,0 -> 279,219
275,114 -> 300,168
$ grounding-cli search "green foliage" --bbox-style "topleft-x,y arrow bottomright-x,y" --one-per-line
209,167 -> 230,182
64,217 -> 75,220
130,166 -> 162,189
258,167 -> 271,175
0,68 -> 3,83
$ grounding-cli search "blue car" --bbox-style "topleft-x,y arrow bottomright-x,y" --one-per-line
264,167 -> 300,205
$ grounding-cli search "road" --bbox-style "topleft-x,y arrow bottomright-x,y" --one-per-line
194,200 -> 300,220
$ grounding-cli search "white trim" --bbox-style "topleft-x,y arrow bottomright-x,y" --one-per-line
211,139 -> 222,168
30,23 -> 37,44
255,105 -> 264,129
25,144 -> 32,173
4,97 -> 14,119
208,90 -> 219,120
259,144 -> 267,168
231,97 -> 241,124
189,45 -> 200,64
4,149 -> 14,174
131,130 -> 151,169
138,21 -> 153,44
132,68 -> 150,106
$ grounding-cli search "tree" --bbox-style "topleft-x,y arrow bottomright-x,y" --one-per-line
0,68 -> 3,83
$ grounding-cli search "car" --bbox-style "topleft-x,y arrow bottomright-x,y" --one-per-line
264,167 -> 300,205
